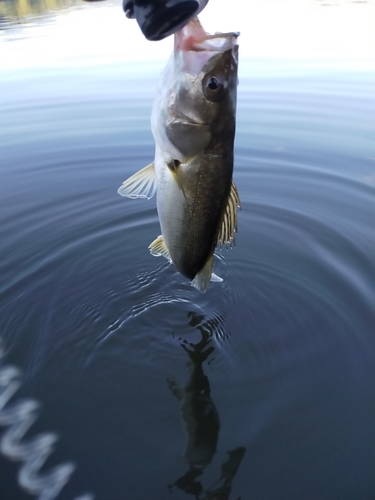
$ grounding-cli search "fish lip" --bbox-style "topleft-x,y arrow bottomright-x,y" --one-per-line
175,17 -> 239,52
174,19 -> 239,75
186,32 -> 240,52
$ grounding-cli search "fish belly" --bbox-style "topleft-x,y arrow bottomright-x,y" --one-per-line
155,152 -> 230,280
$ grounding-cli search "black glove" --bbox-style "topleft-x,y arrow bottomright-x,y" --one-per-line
123,0 -> 209,41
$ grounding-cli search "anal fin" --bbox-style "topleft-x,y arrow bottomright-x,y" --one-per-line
117,162 -> 156,199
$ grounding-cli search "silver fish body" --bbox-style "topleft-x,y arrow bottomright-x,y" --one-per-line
118,18 -> 240,292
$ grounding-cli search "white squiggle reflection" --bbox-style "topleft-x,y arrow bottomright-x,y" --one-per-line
0,339 -> 94,500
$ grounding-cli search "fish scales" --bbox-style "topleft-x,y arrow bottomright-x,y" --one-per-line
168,150 -> 234,280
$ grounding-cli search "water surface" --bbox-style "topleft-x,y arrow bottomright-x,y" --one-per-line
1,1 -> 374,499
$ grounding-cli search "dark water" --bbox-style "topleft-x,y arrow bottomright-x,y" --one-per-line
1,2 -> 375,499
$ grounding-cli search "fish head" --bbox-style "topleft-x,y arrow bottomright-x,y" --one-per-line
152,18 -> 239,160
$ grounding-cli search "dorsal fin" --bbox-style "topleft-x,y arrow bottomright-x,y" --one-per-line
117,163 -> 156,199
217,181 -> 241,248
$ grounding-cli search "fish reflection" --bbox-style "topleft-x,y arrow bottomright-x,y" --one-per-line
167,316 -> 219,468
168,312 -> 245,499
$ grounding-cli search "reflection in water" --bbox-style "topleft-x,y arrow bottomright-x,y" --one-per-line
0,0 -> 75,26
1,0 -> 374,495
167,314 -> 219,469
0,337 -> 93,500
168,313 -> 245,499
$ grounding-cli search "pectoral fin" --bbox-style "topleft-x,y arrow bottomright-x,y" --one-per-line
217,181 -> 241,248
117,163 -> 156,199
149,235 -> 172,263
166,159 -> 192,214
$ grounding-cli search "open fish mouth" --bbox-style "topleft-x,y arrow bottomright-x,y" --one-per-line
175,17 -> 239,51
175,17 -> 239,74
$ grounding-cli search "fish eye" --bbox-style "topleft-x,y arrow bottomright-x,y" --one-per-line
203,74 -> 227,101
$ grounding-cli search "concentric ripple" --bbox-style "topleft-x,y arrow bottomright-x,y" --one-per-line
1,20 -> 374,500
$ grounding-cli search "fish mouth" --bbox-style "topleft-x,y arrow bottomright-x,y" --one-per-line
175,17 -> 239,52
175,17 -> 239,74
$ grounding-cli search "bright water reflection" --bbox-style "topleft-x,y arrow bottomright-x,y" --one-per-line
0,0 -> 375,499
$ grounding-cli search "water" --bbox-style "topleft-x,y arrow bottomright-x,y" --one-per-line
1,1 -> 375,499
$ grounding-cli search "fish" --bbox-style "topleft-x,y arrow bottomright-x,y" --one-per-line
118,17 -> 240,292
